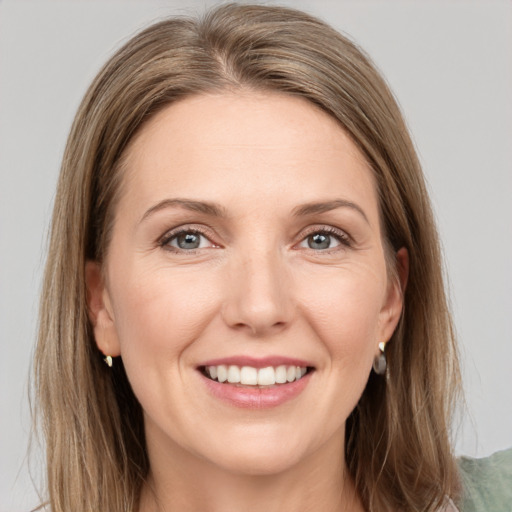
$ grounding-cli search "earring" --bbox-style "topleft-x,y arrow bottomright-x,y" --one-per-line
104,355 -> 113,368
372,342 -> 387,375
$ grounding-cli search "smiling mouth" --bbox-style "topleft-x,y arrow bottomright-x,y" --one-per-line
200,364 -> 314,387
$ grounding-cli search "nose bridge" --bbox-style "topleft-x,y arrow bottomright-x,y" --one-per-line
223,239 -> 292,335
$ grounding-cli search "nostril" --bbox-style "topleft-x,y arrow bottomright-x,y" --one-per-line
220,277 -> 293,336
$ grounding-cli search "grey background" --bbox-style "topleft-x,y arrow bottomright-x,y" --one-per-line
1,1 -> 511,510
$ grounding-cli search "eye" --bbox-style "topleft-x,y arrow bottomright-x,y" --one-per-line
161,229 -> 215,251
303,233 -> 340,250
309,233 -> 339,250
297,228 -> 350,251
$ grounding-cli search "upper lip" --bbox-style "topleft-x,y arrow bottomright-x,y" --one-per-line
198,355 -> 314,369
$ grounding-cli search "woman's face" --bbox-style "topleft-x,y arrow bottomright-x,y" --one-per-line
88,92 -> 404,476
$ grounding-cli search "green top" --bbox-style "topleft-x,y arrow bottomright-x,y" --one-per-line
458,447 -> 512,511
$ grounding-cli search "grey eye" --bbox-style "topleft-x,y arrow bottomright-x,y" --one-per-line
307,233 -> 332,250
173,232 -> 203,250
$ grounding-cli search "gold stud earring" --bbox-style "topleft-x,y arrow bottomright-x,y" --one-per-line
104,355 -> 113,368
372,342 -> 387,375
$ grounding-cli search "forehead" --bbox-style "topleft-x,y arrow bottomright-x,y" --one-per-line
118,91 -> 378,221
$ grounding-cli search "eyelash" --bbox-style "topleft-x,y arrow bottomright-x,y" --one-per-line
158,225 -> 352,253
299,226 -> 352,252
159,226 -> 216,253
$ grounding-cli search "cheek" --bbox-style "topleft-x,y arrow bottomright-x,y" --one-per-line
297,264 -> 386,360
291,265 -> 387,438
106,264 -> 223,423
109,264 -> 220,364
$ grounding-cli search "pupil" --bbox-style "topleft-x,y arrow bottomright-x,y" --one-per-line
178,233 -> 200,249
309,233 -> 330,250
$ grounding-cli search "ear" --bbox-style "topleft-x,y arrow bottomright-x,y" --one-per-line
378,247 -> 409,344
85,261 -> 121,358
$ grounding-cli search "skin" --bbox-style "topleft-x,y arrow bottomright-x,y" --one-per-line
86,92 -> 407,512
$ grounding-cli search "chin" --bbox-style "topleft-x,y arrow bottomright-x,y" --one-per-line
213,448 -> 306,477
197,428 -> 315,477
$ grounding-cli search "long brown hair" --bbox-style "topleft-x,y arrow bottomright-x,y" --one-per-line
34,4 -> 461,511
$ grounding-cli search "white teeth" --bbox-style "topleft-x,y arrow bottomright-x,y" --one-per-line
275,365 -> 287,384
205,364 -> 310,385
227,365 -> 241,383
217,364 -> 227,383
240,366 -> 258,385
258,366 -> 275,386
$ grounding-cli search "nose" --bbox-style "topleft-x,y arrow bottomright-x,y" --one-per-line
221,247 -> 294,337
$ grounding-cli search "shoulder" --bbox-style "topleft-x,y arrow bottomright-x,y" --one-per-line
457,447 -> 512,512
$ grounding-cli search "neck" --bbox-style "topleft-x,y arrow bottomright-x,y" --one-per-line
138,424 -> 364,512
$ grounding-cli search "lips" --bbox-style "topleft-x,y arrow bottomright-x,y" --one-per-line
197,356 -> 315,408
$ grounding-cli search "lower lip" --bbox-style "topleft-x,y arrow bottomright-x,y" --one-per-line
199,371 -> 313,409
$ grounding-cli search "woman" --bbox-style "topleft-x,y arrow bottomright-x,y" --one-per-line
33,3 -> 494,511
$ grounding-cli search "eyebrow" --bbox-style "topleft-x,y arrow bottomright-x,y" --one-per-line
292,199 -> 369,224
140,198 -> 227,223
140,197 -> 369,224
